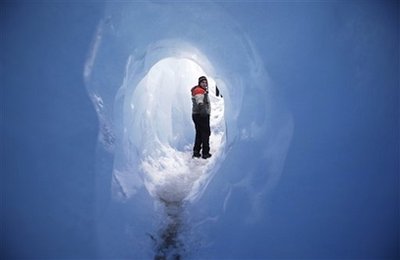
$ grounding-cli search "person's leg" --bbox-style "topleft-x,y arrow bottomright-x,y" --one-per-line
200,115 -> 211,157
192,114 -> 202,157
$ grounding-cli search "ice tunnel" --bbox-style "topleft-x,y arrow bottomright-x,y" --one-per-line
125,55 -> 226,203
84,1 -> 293,258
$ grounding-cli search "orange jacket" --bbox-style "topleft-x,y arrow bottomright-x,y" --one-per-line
191,86 -> 210,115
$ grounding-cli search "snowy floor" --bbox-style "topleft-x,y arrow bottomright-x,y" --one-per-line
141,91 -> 225,203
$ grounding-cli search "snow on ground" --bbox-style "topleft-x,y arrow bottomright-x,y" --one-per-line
110,57 -> 226,204
141,90 -> 225,203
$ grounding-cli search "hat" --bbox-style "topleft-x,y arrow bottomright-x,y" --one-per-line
198,76 -> 208,84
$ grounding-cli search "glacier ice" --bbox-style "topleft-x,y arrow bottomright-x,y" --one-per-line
84,1 -> 293,258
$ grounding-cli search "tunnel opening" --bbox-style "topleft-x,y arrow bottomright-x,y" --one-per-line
84,3 -> 294,257
126,57 -> 226,203
127,57 -> 227,259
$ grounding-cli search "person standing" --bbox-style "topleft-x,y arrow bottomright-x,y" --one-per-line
191,76 -> 212,159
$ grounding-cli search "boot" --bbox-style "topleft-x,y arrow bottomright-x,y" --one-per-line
202,153 -> 212,159
192,151 -> 201,158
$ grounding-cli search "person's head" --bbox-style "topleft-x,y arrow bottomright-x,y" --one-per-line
198,76 -> 208,88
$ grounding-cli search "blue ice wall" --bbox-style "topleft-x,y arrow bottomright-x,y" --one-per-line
2,1 -> 399,259
2,2 -> 103,258
201,2 -> 399,258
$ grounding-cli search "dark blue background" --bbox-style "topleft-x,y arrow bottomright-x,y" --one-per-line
2,2 -> 102,258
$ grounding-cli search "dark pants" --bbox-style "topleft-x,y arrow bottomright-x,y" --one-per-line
192,114 -> 211,155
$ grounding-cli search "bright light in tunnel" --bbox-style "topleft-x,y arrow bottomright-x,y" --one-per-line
128,57 -> 226,203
